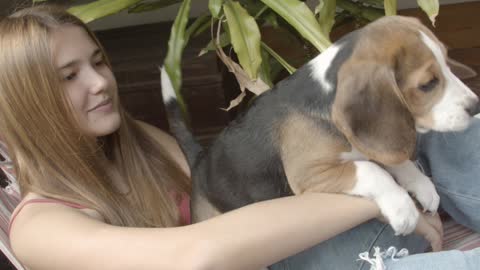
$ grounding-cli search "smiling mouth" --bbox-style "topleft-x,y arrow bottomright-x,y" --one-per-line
88,98 -> 112,112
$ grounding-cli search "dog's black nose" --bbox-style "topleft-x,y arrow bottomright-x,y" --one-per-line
466,101 -> 480,117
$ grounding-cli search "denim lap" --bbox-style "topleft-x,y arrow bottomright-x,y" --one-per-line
270,118 -> 480,270
269,220 -> 428,270
384,247 -> 480,270
416,117 -> 480,232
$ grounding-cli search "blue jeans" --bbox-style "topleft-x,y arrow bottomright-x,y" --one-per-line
270,118 -> 480,270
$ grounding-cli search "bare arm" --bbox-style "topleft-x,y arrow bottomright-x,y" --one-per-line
11,122 -> 380,269
10,192 -> 379,270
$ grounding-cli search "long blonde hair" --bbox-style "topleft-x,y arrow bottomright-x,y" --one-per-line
0,5 -> 190,227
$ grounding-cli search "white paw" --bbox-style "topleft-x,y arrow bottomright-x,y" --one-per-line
409,176 -> 440,213
377,189 -> 420,236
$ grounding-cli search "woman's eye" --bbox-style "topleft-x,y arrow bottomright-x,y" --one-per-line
64,72 -> 77,81
94,57 -> 106,66
419,77 -> 439,92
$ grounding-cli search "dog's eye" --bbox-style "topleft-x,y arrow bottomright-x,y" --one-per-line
419,77 -> 439,92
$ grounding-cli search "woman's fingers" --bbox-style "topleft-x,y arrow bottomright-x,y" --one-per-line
425,213 -> 443,239
415,213 -> 443,252
376,206 -> 444,251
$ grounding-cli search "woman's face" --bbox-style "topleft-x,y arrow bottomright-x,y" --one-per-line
51,25 -> 121,137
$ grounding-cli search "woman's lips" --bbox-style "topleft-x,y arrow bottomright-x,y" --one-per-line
88,98 -> 112,112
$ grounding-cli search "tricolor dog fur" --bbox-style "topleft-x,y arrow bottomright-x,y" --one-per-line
161,16 -> 479,235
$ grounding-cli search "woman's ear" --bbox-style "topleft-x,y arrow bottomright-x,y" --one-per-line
447,58 -> 477,80
332,62 -> 416,165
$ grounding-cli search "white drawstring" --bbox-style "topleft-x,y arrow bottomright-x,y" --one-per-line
384,246 -> 409,261
357,246 -> 409,270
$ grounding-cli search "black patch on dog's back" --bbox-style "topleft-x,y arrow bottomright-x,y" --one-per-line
274,31 -> 358,120
325,32 -> 358,89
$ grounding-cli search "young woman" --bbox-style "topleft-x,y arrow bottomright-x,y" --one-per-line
0,5 -> 478,270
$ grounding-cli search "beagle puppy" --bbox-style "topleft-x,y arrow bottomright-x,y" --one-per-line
161,15 -> 479,236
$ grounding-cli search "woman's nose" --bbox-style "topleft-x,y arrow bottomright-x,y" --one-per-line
87,68 -> 108,94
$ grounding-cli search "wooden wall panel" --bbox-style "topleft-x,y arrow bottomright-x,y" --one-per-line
400,2 -> 480,95
400,2 -> 480,49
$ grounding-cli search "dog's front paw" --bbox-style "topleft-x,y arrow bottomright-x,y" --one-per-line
410,176 -> 440,213
387,161 -> 440,214
377,189 -> 420,236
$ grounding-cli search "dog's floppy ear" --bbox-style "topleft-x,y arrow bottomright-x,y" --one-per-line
332,62 -> 416,165
447,58 -> 477,80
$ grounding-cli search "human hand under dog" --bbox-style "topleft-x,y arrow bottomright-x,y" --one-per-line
377,210 -> 443,252
414,212 -> 443,252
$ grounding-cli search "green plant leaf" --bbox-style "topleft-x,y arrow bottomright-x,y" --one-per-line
337,0 -> 383,22
209,0 -> 224,18
191,16 -> 213,38
359,0 -> 383,8
417,0 -> 439,26
254,5 -> 269,19
164,0 -> 191,114
239,0 -> 268,16
199,32 -> 231,56
224,0 -> 262,79
384,0 -> 397,16
261,42 -> 296,75
262,11 -> 279,28
67,0 -> 143,23
317,0 -> 336,38
33,0 -> 48,2
128,0 -> 182,13
260,0 -> 331,52
185,14 -> 211,42
259,48 -> 273,87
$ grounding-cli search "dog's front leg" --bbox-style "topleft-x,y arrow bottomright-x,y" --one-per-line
345,161 -> 419,235
385,160 -> 440,213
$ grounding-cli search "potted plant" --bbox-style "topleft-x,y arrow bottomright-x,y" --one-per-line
36,0 -> 439,112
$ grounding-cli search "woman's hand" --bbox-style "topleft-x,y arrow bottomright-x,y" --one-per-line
414,212 -> 443,252
377,209 -> 443,252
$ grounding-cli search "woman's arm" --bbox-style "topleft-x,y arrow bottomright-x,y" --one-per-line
10,192 -> 379,270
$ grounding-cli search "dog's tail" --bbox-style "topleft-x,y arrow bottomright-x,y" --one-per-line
160,67 -> 203,168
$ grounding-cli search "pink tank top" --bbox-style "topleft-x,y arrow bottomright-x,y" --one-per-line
177,193 -> 191,225
8,198 -> 86,236
8,194 -> 191,236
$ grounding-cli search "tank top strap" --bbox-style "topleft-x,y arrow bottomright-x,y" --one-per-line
8,198 -> 87,236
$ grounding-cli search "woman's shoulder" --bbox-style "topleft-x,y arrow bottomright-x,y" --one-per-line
21,191 -> 44,201
10,192 -> 105,239
8,192 -> 112,269
14,192 -> 103,219
135,120 -> 190,176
